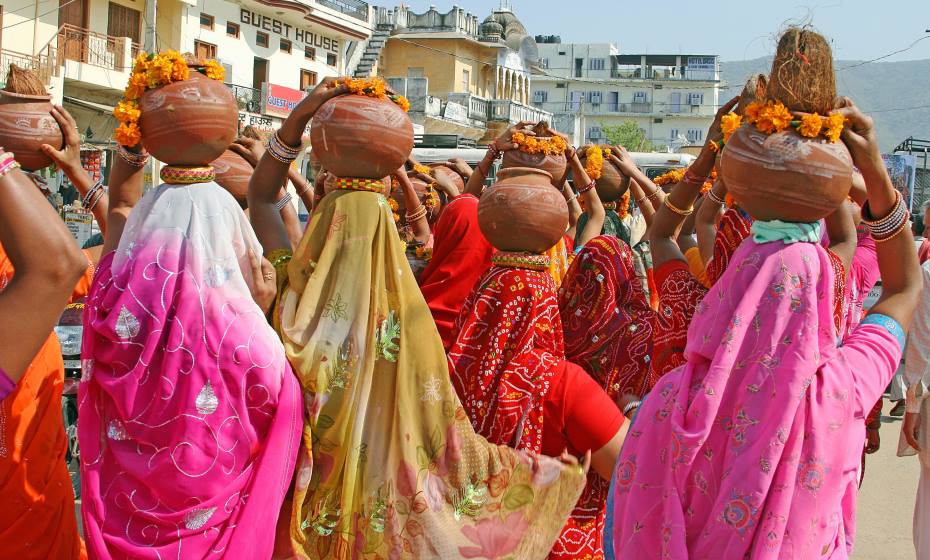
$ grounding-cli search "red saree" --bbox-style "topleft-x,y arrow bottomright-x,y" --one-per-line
552,235 -> 658,559
448,264 -> 563,452
705,206 -> 753,286
418,194 -> 494,349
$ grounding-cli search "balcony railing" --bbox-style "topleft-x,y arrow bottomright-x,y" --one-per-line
447,93 -> 489,122
227,83 -> 262,113
532,100 -> 654,116
0,49 -> 58,88
57,25 -> 139,72
317,0 -> 369,21
489,99 -> 550,124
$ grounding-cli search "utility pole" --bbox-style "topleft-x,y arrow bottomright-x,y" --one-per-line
144,0 -> 157,52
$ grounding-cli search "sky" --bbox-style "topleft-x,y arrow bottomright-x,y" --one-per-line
395,0 -> 930,62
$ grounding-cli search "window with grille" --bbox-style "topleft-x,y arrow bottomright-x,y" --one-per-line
226,22 -> 239,38
588,126 -> 603,139
670,128 -> 679,140
107,2 -> 141,43
686,129 -> 704,142
589,58 -> 605,70
587,91 -> 602,104
280,39 -> 292,54
462,69 -> 470,92
256,31 -> 269,48
300,69 -> 318,90
199,12 -> 213,30
194,40 -> 217,60
305,46 -> 315,60
533,90 -> 548,104
326,53 -> 337,66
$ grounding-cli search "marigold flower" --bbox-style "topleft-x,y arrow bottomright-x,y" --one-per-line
115,122 -> 142,147
797,113 -> 823,138
392,95 -> 410,112
584,145 -> 604,180
413,164 -> 431,175
617,191 -> 630,219
743,102 -> 763,123
203,60 -> 224,81
720,113 -> 742,143
823,113 -> 845,142
113,100 -> 141,123
124,72 -> 148,101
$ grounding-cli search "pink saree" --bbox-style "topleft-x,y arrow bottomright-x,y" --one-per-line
610,237 -> 902,559
79,182 -> 302,558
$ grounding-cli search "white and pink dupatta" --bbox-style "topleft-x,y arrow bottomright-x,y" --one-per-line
79,182 -> 301,558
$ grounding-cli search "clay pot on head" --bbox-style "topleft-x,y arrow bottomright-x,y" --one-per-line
212,150 -> 255,208
720,126 -> 853,222
0,91 -> 62,170
501,144 -> 568,187
428,163 -> 465,193
478,167 -> 568,253
579,147 -> 631,202
140,72 -> 238,166
311,95 -> 414,179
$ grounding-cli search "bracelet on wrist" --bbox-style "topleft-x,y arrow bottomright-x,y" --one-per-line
118,144 -> 149,168
664,197 -> 694,216
623,400 -> 642,416
274,192 -> 293,211
577,180 -> 596,195
706,189 -> 726,206
82,179 -> 106,209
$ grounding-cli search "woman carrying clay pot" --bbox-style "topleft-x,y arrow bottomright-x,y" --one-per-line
606,28 -> 922,559
447,129 -> 635,559
246,76 -> 589,559
79,52 -> 301,559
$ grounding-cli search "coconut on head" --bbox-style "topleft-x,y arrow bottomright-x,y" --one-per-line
0,64 -> 62,170
737,74 -> 768,116
720,27 -> 852,223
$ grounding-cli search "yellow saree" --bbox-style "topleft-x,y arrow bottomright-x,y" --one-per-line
275,189 -> 585,559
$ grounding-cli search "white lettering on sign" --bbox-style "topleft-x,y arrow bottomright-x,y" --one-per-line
240,9 -> 340,53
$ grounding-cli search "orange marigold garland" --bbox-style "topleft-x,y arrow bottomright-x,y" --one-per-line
720,113 -> 742,143
388,197 -> 400,223
742,100 -> 845,142
332,77 -> 410,113
511,132 -> 568,156
423,184 -> 440,210
654,168 -> 685,187
700,168 -> 718,195
584,145 -> 608,180
616,190 -> 630,219
114,51 -> 226,147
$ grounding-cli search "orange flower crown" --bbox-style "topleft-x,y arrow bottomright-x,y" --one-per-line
113,51 -> 225,147
511,132 -> 568,156
583,145 -> 612,180
331,77 -> 410,112
711,101 -> 845,152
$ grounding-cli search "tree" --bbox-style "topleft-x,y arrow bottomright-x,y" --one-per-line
603,121 -> 653,151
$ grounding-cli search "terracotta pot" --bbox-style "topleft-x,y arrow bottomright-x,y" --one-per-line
478,167 -> 568,253
311,95 -> 414,179
720,126 -> 853,222
579,147 -> 630,202
429,163 -> 465,193
212,150 -> 254,208
0,91 -> 62,170
501,144 -> 567,187
139,72 -> 238,166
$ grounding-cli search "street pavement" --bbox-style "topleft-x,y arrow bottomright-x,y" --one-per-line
854,400 -> 920,559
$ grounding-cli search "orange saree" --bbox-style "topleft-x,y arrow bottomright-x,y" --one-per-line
0,243 -> 86,559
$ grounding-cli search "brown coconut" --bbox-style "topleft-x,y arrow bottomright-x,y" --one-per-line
767,27 -> 836,114
737,74 -> 768,116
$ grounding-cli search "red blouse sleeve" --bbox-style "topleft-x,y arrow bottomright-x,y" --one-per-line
542,361 -> 624,456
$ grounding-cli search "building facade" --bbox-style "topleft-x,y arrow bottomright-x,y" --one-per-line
0,0 -> 373,185
370,5 -> 549,143
532,39 -> 722,149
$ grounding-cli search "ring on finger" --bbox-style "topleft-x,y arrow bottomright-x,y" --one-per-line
263,272 -> 274,281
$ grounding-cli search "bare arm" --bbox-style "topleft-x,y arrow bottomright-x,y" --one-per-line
677,196 -> 702,253
288,169 -> 314,212
102,146 -> 146,255
42,105 -> 109,235
0,161 -> 86,380
561,181 -> 582,239
825,200 -> 858,276
696,180 -> 726,264
570,150 -> 605,249
591,421 -> 629,480
245,77 -> 348,254
396,170 -> 430,245
836,99 -> 921,327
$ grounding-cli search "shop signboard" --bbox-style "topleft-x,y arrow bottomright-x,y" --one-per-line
262,84 -> 307,118
64,211 -> 93,247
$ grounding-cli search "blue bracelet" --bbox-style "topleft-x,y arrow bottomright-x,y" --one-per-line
860,313 -> 906,350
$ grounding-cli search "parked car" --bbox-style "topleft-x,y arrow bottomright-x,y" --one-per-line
54,299 -> 84,499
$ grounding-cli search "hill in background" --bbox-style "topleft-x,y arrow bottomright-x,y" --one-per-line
720,57 -> 930,153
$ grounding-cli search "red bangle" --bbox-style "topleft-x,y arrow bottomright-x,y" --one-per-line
577,180 -> 596,194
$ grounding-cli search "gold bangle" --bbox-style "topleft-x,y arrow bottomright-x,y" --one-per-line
664,197 -> 693,216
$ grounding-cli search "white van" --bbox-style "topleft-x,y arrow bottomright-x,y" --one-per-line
410,147 -> 696,185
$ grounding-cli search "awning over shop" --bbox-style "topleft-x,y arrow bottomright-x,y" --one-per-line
63,96 -> 119,146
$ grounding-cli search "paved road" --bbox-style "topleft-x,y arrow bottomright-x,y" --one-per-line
854,400 -> 920,559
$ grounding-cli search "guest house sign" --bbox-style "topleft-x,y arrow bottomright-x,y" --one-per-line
240,8 -> 340,53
